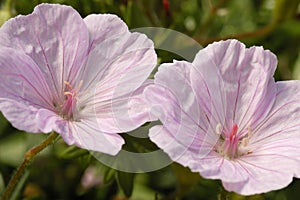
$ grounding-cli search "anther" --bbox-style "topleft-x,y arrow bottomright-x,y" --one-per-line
216,123 -> 222,135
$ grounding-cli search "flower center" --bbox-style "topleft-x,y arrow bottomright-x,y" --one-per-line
60,81 -> 82,120
216,124 -> 252,159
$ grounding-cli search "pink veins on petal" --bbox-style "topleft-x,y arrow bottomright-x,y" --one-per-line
0,4 -> 157,155
146,39 -> 300,195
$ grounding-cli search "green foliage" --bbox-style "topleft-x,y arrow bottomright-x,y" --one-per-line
116,171 -> 135,197
10,171 -> 29,200
58,145 -> 89,159
273,0 -> 300,23
102,165 -> 115,184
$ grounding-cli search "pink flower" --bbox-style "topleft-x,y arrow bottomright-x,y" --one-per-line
0,4 -> 156,155
145,39 -> 300,195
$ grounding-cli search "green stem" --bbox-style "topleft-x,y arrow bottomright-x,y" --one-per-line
0,132 -> 59,200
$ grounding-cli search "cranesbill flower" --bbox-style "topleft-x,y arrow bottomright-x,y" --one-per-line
145,39 -> 300,195
0,4 -> 156,155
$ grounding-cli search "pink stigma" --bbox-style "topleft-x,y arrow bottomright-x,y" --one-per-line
222,124 -> 240,159
229,124 -> 238,141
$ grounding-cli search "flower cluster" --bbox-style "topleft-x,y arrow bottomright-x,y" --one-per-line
1,3 -> 300,196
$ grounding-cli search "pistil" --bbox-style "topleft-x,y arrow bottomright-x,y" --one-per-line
216,124 -> 252,159
223,124 -> 239,159
60,81 -> 81,119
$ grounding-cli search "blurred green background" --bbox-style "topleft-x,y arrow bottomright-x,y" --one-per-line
0,0 -> 300,199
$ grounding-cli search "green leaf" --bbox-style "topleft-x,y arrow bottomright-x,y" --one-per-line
58,145 -> 89,159
116,171 -> 135,197
10,171 -> 29,200
103,167 -> 116,184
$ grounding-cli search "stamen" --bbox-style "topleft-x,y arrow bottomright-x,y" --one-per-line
216,124 -> 240,159
64,91 -> 73,96
247,126 -> 252,138
59,81 -> 83,120
64,81 -> 73,91
240,126 -> 252,148
78,80 -> 83,90
215,123 -> 253,159
215,123 -> 222,135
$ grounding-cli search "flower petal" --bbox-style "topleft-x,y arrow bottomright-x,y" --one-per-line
191,40 -> 277,132
70,120 -> 124,155
244,81 -> 300,181
146,62 -> 217,157
0,48 -> 54,133
222,154 -> 297,195
0,99 -> 41,133
252,81 -> 300,146
89,80 -> 155,133
36,109 -> 63,133
199,81 -> 300,195
0,48 -> 52,108
0,3 -> 89,100
149,125 -> 249,184
150,124 -> 250,184
77,18 -> 156,133
84,14 -> 128,51
79,14 -> 156,97
149,125 -> 199,168
37,109 -> 124,155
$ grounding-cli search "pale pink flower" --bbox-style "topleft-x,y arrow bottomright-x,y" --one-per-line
0,4 -> 156,155
145,39 -> 300,195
